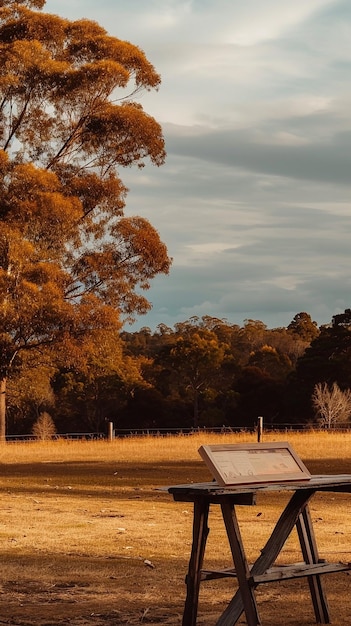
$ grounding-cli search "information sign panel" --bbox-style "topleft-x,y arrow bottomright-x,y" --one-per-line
198,442 -> 311,486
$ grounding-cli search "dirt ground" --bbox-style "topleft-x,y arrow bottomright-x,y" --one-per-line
0,442 -> 350,625
1,565 -> 350,625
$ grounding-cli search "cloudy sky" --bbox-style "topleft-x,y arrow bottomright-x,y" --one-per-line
44,0 -> 351,331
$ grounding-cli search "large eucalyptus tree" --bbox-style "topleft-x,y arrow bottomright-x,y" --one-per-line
0,0 -> 171,438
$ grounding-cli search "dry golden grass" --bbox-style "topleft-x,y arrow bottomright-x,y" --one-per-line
1,429 -> 350,466
0,431 -> 350,625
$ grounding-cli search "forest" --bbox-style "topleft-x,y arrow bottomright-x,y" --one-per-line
6,309 -> 351,436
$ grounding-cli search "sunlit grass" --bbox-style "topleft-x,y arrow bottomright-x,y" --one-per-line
1,430 -> 350,469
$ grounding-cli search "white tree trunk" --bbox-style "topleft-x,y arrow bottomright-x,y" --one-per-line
0,377 -> 6,442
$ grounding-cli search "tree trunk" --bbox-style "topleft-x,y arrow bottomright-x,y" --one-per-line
193,389 -> 199,428
0,377 -> 6,442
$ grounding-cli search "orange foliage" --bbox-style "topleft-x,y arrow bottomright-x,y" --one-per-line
0,2 -> 171,438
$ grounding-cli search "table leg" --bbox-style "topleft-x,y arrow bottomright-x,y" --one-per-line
220,498 -> 261,626
182,497 -> 210,626
296,505 -> 330,623
216,488 -> 316,626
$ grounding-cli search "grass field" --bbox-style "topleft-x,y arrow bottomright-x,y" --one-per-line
0,431 -> 350,625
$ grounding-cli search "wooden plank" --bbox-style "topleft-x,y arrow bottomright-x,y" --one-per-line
201,567 -> 237,581
218,498 -> 261,626
251,561 -> 351,584
172,491 -> 256,506
167,474 -> 351,498
182,498 -> 210,626
296,505 -> 331,623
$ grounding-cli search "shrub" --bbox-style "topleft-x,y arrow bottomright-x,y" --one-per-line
32,412 -> 57,440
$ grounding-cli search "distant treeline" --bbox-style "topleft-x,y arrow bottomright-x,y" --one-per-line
7,309 -> 351,435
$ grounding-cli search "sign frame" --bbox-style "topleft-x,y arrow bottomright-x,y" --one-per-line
198,441 -> 311,487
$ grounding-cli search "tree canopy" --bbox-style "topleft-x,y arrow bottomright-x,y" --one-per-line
4,310 -> 351,435
0,1 -> 171,438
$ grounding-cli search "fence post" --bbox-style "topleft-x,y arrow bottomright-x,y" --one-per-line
257,416 -> 263,442
108,421 -> 114,441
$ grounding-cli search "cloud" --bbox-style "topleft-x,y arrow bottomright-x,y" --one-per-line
40,1 -> 351,331
164,123 -> 351,185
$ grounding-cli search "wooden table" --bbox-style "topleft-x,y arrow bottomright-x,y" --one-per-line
167,475 -> 351,626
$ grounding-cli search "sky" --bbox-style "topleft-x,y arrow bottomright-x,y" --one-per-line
44,0 -> 351,331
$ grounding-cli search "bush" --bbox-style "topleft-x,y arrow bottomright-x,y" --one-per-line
312,382 -> 351,429
32,412 -> 57,440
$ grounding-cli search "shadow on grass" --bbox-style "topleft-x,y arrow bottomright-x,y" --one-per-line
1,457 -> 351,498
0,459 -> 212,500
304,456 -> 351,475
0,459 -> 201,499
